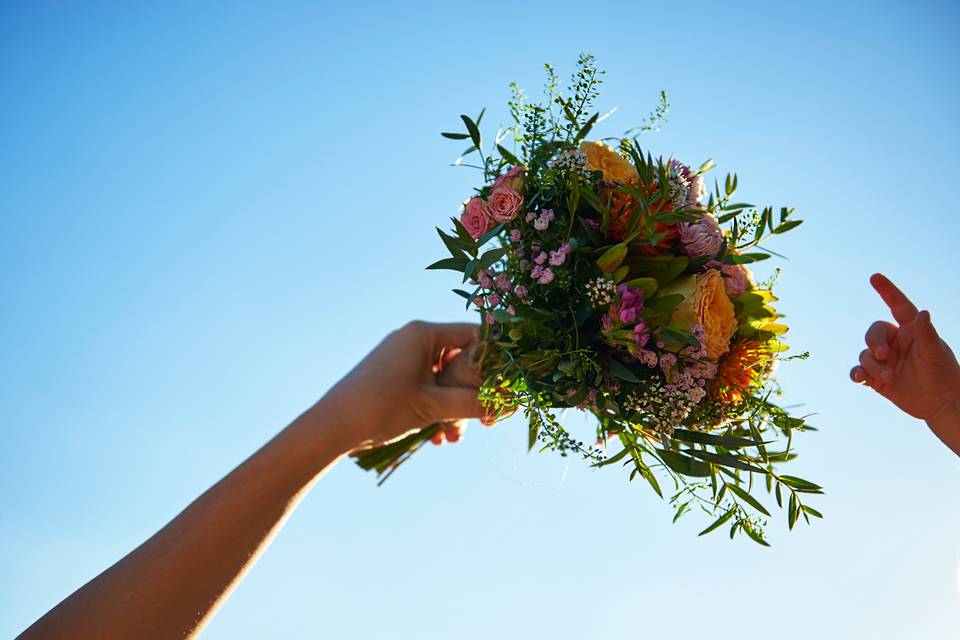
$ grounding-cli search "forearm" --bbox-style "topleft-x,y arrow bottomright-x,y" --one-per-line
926,397 -> 960,457
19,395 -> 359,640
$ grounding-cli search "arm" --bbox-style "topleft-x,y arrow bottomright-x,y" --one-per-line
850,274 -> 960,455
18,321 -> 484,640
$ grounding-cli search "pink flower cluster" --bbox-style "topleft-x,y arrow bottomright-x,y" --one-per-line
526,208 -> 555,231
475,268 -> 530,320
524,242 -> 569,286
601,284 -> 650,348
530,265 -> 554,284
549,243 -> 571,266
658,324 -> 718,405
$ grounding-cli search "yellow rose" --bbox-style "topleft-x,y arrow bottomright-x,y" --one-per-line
579,140 -> 639,184
664,269 -> 738,360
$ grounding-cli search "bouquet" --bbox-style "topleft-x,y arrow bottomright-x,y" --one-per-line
355,56 -> 821,543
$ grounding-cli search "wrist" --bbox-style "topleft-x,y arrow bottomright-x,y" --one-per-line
299,388 -> 372,456
925,394 -> 960,457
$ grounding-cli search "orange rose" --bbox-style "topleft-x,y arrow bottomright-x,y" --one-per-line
579,140 -> 639,184
664,269 -> 737,360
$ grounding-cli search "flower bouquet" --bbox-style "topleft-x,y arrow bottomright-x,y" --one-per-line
354,56 -> 821,543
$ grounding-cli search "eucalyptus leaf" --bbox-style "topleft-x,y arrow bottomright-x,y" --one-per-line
698,509 -> 735,536
460,114 -> 482,149
726,483 -> 772,516
426,256 -> 469,272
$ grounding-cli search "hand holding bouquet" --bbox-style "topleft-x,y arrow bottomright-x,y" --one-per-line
355,56 -> 821,543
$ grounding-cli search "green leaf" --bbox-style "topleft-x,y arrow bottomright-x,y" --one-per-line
608,359 -> 641,383
426,256 -> 469,271
621,277 -> 658,299
641,465 -> 663,498
575,112 -> 599,142
725,173 -> 737,196
597,243 -> 628,273
460,114 -> 482,149
441,131 -> 471,140
659,325 -> 701,349
801,505 -> 823,519
491,309 -> 521,323
462,257 -> 480,282
772,219 -> 803,234
651,257 -> 689,287
557,359 -> 577,374
477,223 -> 504,248
478,247 -> 507,271
645,293 -> 684,313
725,483 -> 772,516
684,449 -> 766,473
698,509 -> 735,536
744,526 -> 770,547
725,252 -> 770,265
778,475 -> 824,494
594,447 -> 630,468
452,289 -> 472,300
497,144 -> 522,167
671,429 -> 764,449
437,227 -> 467,258
527,420 -> 539,451
788,493 -> 798,530
657,449 -> 713,477
451,217 -> 478,253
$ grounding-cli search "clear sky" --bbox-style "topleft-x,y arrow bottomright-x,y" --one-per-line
2,1 -> 959,638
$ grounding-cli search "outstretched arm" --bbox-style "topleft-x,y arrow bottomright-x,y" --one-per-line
850,274 -> 960,455
18,321 -> 484,640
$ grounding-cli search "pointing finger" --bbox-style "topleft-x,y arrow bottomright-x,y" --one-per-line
870,273 -> 918,326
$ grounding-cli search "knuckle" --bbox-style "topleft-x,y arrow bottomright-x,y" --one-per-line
395,320 -> 429,341
401,320 -> 426,334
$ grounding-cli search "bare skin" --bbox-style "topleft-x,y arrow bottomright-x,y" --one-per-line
850,274 -> 960,456
17,321 -> 483,640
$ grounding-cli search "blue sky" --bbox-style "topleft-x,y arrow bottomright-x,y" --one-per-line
2,1 -> 959,638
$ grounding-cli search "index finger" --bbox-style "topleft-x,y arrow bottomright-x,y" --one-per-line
870,273 -> 918,326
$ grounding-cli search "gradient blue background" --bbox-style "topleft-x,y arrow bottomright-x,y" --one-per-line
2,1 -> 959,638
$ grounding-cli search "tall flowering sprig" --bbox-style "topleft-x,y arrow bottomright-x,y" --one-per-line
355,56 -> 819,545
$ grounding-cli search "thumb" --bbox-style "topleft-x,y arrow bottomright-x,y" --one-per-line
915,310 -> 944,359
427,386 -> 486,422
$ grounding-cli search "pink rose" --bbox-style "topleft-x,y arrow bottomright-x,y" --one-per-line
461,197 -> 491,239
486,186 -> 523,223
493,166 -> 525,192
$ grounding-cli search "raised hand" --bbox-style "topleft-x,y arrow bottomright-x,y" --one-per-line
326,321 -> 486,451
850,273 -> 960,455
